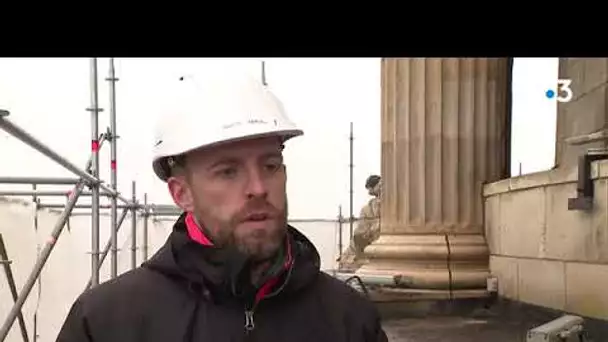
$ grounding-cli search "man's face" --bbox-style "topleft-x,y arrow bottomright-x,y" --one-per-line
167,137 -> 288,261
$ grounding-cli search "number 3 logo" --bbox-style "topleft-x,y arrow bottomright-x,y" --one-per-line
556,79 -> 573,103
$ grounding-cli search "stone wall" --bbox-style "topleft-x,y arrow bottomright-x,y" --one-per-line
484,161 -> 608,321
555,58 -> 608,169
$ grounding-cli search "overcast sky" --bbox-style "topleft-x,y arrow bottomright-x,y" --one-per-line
0,58 -> 558,219
511,58 -> 559,175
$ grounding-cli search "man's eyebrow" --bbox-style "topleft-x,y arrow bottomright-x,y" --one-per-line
207,151 -> 283,170
207,157 -> 240,170
261,151 -> 283,160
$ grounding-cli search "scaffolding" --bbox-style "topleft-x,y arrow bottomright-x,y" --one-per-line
0,58 -> 185,342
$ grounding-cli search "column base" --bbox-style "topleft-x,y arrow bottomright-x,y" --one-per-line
357,233 -> 490,290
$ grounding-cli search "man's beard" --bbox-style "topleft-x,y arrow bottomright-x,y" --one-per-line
197,198 -> 288,262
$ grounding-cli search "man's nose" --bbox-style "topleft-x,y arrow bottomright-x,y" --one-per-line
245,168 -> 268,198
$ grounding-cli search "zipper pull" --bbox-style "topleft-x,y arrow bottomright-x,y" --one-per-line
244,310 -> 255,332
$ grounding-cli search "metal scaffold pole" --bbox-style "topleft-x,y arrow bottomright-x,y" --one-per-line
37,203 -> 137,210
88,58 -> 102,287
131,181 -> 137,269
143,193 -> 149,262
0,190 -> 111,197
338,205 -> 343,258
349,122 -> 354,239
32,184 -> 40,342
107,57 -> 120,279
0,177 -> 81,185
261,60 -> 267,86
0,234 -> 29,342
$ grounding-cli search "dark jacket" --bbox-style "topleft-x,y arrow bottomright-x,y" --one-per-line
55,213 -> 388,342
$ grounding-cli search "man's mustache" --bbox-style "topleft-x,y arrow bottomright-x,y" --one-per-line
233,199 -> 281,223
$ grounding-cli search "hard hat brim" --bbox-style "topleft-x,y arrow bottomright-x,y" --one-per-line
152,128 -> 303,182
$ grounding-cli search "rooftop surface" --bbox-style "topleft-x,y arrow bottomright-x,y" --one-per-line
377,299 -> 608,342
383,315 -> 532,342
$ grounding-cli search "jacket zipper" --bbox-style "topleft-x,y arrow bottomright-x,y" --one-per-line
244,306 -> 256,333
242,257 -> 295,335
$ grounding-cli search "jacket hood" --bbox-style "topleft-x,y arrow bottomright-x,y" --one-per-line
142,213 -> 321,303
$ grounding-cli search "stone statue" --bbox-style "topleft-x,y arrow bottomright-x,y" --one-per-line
338,175 -> 382,272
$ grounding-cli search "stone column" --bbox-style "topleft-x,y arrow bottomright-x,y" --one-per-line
555,58 -> 608,169
359,58 -> 510,292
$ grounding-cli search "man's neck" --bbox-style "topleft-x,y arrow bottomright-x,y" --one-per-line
250,260 -> 272,285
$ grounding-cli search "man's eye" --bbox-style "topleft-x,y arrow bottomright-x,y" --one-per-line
218,168 -> 237,178
265,162 -> 281,172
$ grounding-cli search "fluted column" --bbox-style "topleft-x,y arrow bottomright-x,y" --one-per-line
359,58 -> 510,291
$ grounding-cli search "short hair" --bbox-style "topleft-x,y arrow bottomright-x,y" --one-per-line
365,175 -> 381,189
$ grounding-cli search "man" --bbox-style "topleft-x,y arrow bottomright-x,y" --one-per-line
338,175 -> 382,271
55,73 -> 388,342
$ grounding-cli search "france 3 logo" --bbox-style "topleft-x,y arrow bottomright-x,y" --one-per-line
545,79 -> 573,103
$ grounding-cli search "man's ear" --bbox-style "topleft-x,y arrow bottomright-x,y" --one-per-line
167,176 -> 195,212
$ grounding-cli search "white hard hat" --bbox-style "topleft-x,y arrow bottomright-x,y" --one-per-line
152,72 -> 303,182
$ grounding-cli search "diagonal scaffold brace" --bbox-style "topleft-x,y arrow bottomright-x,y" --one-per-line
0,109 -> 124,342
0,180 -> 86,341
83,207 -> 129,291
0,234 -> 29,342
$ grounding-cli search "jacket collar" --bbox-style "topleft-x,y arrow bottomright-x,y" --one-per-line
143,212 -> 320,305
